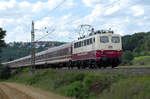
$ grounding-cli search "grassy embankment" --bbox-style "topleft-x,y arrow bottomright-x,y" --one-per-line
119,56 -> 150,68
132,56 -> 150,66
4,68 -> 150,99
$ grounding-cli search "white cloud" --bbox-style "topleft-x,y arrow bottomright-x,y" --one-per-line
0,0 -> 76,42
32,0 -> 75,13
105,5 -> 120,15
73,4 -> 104,26
19,1 -> 31,7
59,31 -> 69,37
130,5 -> 144,16
82,0 -> 101,7
35,17 -> 55,29
91,4 -> 103,17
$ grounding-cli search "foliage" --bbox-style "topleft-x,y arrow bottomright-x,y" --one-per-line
121,50 -> 134,65
0,28 -> 6,49
99,75 -> 150,99
132,56 -> 150,66
0,28 -> 8,79
4,69 -> 150,99
67,81 -> 84,98
122,31 -> 150,65
0,65 -> 11,79
7,70 -> 121,99
23,67 -> 32,72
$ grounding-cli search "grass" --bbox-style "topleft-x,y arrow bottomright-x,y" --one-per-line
99,75 -> 150,99
132,56 -> 150,66
4,68 -> 150,99
133,56 -> 150,61
118,65 -> 150,68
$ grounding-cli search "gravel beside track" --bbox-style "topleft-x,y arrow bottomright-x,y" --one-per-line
55,67 -> 150,75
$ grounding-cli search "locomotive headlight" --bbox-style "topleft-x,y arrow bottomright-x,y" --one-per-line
117,50 -> 121,54
101,49 -> 104,54
101,49 -> 104,51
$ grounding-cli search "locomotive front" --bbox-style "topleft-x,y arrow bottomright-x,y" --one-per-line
95,31 -> 122,67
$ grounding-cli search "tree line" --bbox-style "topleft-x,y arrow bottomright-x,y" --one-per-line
122,31 -> 150,65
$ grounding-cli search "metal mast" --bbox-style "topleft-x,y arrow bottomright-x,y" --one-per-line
31,21 -> 35,72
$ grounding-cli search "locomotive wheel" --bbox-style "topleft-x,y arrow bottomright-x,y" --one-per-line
112,64 -> 117,68
89,64 -> 95,69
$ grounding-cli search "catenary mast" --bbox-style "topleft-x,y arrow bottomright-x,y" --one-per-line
31,21 -> 35,72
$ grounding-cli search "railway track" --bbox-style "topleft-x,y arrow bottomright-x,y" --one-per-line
55,67 -> 150,75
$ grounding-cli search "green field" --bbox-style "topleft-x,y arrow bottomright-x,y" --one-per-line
3,68 -> 150,99
132,56 -> 150,66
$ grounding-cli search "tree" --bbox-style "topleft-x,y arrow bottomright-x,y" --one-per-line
122,51 -> 134,65
0,28 -> 10,79
0,28 -> 6,61
0,28 -> 6,49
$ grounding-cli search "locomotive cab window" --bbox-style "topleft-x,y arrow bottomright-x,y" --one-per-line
100,36 -> 109,43
112,36 -> 120,43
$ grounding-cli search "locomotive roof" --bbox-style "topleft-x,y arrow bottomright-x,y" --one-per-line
74,32 -> 121,42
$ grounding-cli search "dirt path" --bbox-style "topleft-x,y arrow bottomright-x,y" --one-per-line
0,82 -> 69,99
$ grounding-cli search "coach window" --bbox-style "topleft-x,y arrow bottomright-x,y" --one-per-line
100,36 -> 109,43
112,36 -> 120,43
84,40 -> 86,46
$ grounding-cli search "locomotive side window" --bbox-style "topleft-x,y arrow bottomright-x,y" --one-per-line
112,36 -> 120,43
87,39 -> 90,45
79,41 -> 81,47
100,36 -> 109,43
93,38 -> 95,42
74,38 -> 93,48
74,43 -> 77,48
84,40 -> 86,46
81,41 -> 84,46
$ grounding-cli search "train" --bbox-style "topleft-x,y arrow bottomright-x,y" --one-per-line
3,29 -> 122,69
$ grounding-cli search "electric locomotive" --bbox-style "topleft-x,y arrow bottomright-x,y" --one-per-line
72,29 -> 122,68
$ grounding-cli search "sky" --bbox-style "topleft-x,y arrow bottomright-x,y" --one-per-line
0,0 -> 150,43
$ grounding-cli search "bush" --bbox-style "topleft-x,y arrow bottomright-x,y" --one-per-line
23,67 -> 32,72
122,51 -> 134,65
67,81 -> 86,99
0,65 -> 11,79
7,70 -> 126,99
99,75 -> 150,99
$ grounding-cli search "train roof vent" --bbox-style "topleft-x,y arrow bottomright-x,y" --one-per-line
95,30 -> 114,34
78,28 -> 114,40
